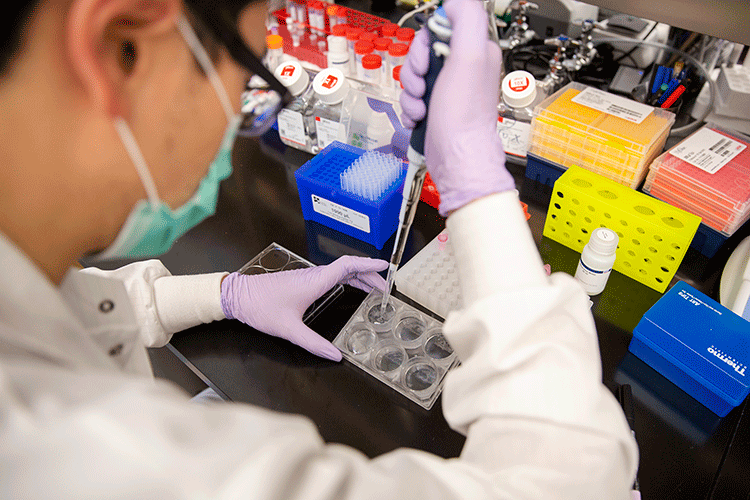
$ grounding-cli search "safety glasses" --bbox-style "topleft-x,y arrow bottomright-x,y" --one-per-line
184,0 -> 292,135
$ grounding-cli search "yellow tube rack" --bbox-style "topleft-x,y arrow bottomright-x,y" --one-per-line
543,166 -> 701,293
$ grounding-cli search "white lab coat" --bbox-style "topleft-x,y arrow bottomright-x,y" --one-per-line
0,192 -> 638,499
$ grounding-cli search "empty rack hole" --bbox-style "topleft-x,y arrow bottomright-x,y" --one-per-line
628,250 -> 636,257
623,261 -> 632,268
588,205 -> 595,212
662,217 -> 684,228
671,243 -> 681,250
563,232 -> 570,238
654,235 -> 663,242
648,247 -> 658,253
604,212 -> 612,219
632,239 -> 640,245
556,191 -> 564,198
620,220 -> 628,226
639,269 -> 647,275
634,206 -> 655,216
569,210 -> 576,216
598,190 -> 618,199
666,255 -> 675,261
655,277 -> 664,283
585,217 -> 592,223
581,228 -> 588,234
661,266 -> 669,273
572,199 -> 580,205
572,178 -> 592,188
636,227 -> 646,234
566,221 -> 573,227
554,203 -> 561,209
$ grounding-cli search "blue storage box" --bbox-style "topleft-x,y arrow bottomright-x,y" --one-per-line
525,152 -> 565,187
690,223 -> 728,258
295,142 -> 406,249
630,282 -> 750,417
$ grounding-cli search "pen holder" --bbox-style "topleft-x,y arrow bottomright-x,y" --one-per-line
544,166 -> 701,292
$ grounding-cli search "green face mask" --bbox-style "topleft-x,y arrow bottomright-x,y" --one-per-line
99,17 -> 238,260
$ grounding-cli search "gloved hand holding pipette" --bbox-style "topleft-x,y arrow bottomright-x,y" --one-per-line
221,256 -> 387,361
400,0 -> 515,216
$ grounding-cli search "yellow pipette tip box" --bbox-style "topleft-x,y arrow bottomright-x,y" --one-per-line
544,166 -> 701,293
529,83 -> 675,189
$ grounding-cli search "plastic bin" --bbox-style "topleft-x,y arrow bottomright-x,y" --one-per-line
528,82 -> 674,188
644,125 -> 750,237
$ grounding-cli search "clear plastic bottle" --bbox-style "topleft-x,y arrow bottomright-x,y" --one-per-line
265,35 -> 284,72
361,54 -> 382,86
395,27 -> 415,45
354,40 -> 374,80
274,60 -> 318,153
345,27 -> 364,75
387,43 -> 408,89
312,68 -> 350,150
380,23 -> 398,43
575,227 -> 619,296
307,0 -> 325,39
496,70 -> 546,158
373,37 -> 392,84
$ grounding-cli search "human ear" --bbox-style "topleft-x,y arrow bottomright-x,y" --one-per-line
65,0 -> 181,117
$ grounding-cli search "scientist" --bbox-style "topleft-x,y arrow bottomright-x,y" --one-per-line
0,0 -> 638,497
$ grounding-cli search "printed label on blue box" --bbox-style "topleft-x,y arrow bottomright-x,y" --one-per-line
312,194 -> 370,233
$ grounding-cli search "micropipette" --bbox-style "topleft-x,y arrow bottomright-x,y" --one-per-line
380,6 -> 453,314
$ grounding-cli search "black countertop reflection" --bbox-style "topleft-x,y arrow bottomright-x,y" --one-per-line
85,130 -> 749,498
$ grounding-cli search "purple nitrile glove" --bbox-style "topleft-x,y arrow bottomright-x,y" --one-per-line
399,0 -> 515,216
221,256 -> 388,361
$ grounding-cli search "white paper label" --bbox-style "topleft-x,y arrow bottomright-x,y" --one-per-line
311,194 -> 370,233
669,128 -> 747,174
316,116 -> 345,149
497,117 -> 532,158
571,87 -> 653,124
277,109 -> 307,147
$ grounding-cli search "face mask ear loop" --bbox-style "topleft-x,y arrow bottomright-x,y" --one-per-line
176,16 -> 235,123
114,117 -> 161,209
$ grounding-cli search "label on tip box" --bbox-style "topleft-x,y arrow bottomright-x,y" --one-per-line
311,194 -> 370,233
669,127 -> 747,174
571,87 -> 653,124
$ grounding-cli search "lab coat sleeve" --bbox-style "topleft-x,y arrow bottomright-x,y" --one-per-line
80,261 -> 227,348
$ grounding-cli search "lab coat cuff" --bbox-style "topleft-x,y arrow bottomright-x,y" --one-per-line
446,192 -> 547,305
153,272 -> 229,337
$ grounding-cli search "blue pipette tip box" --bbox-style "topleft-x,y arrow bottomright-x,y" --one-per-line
295,141 -> 406,249
630,281 -> 750,417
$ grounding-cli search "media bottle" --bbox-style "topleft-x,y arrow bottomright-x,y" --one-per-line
274,60 -> 319,153
497,70 -> 546,158
312,68 -> 350,150
575,227 -> 618,296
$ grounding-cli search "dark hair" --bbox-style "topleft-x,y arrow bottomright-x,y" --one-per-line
1,1 -> 40,76
0,1 -> 238,78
